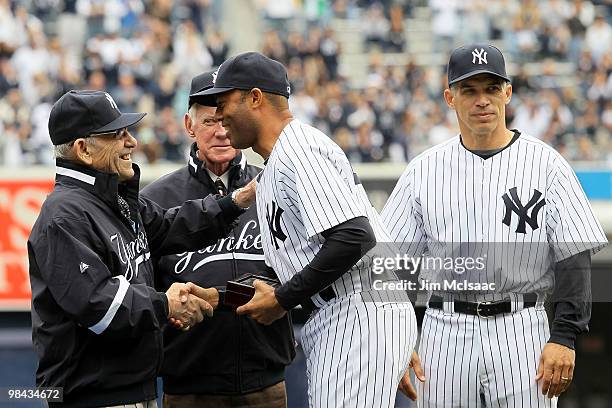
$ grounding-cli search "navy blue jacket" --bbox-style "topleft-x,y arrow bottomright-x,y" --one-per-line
141,146 -> 295,395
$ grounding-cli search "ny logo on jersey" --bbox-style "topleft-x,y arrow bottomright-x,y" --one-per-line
266,201 -> 287,249
501,187 -> 546,233
472,48 -> 488,64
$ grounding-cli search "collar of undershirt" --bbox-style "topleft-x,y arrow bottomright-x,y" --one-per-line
460,129 -> 521,159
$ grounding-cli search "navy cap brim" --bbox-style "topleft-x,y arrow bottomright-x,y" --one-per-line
449,69 -> 510,86
188,91 -> 217,107
92,112 -> 146,134
198,86 -> 236,96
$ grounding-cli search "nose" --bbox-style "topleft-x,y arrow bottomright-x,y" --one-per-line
475,92 -> 490,108
125,130 -> 138,148
215,120 -> 227,137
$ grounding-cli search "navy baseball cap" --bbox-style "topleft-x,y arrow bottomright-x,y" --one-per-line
188,70 -> 217,108
447,44 -> 511,86
200,52 -> 291,98
48,90 -> 146,145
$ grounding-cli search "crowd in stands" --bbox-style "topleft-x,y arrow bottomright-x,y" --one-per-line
0,0 -> 610,167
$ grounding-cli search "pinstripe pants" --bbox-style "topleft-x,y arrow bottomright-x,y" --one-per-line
417,306 -> 558,407
300,291 -> 417,408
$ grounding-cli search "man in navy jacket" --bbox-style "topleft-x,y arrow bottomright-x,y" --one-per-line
141,71 -> 294,408
29,90 -> 255,408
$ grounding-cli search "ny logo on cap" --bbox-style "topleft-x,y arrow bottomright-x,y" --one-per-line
472,48 -> 488,65
212,68 -> 219,85
104,92 -> 119,111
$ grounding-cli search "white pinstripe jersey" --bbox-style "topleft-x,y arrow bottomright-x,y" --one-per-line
256,119 -> 392,305
381,132 -> 607,300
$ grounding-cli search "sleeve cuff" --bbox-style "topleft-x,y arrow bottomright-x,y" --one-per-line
549,324 -> 578,350
217,195 -> 245,224
156,292 -> 169,322
274,285 -> 299,311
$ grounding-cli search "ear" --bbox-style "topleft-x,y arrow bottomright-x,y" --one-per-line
249,88 -> 264,109
504,83 -> 513,104
443,88 -> 455,109
184,112 -> 195,138
73,139 -> 93,165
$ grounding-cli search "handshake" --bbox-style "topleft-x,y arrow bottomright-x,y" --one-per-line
166,282 -> 219,331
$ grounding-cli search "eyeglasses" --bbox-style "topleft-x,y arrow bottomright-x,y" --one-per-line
90,128 -> 129,139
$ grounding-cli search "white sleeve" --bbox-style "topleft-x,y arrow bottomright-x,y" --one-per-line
381,166 -> 428,257
546,159 -> 608,262
288,141 -> 366,239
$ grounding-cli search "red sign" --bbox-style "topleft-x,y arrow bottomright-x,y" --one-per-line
0,179 -> 53,310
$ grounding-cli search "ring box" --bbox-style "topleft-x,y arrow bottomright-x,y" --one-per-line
224,274 -> 281,308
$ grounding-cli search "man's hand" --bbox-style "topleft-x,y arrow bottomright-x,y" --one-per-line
166,282 -> 214,330
233,178 -> 257,209
236,279 -> 286,325
535,342 -> 575,398
398,351 -> 426,401
186,282 -> 219,310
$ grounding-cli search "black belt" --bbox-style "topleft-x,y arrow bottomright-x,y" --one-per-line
428,293 -> 539,318
300,286 -> 337,315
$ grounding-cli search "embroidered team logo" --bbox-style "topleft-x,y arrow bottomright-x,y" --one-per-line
266,201 -> 287,249
212,68 -> 219,85
472,48 -> 488,65
79,262 -> 89,273
501,187 -> 546,233
104,92 -> 119,111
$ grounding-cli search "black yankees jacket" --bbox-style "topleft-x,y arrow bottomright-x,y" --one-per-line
141,146 -> 295,395
28,159 -> 242,408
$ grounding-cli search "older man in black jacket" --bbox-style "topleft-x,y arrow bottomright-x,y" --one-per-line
28,90 -> 256,408
141,71 -> 294,408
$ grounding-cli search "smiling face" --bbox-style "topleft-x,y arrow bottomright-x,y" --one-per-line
187,104 -> 237,166
214,89 -> 259,149
87,128 -> 137,182
444,74 -> 512,139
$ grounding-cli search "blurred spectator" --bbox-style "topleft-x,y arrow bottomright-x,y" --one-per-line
386,4 -> 406,52
585,14 -> 612,63
172,20 -> 213,81
363,3 -> 390,51
319,28 -> 340,79
112,69 -> 143,112
207,30 -> 229,68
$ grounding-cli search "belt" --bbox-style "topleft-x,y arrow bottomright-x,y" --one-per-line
300,286 -> 337,315
428,293 -> 538,318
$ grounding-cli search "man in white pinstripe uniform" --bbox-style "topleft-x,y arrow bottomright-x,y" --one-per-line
382,44 -> 607,407
200,51 -> 419,408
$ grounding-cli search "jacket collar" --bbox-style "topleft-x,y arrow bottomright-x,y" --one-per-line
55,158 -> 141,219
186,142 -> 247,191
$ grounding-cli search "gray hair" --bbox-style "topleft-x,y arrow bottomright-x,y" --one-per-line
53,137 -> 96,160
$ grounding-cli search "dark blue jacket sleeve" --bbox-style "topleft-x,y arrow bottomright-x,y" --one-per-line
139,194 -> 243,256
30,217 -> 168,338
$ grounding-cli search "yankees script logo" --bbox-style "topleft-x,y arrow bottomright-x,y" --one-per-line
267,201 -> 287,249
173,220 -> 263,274
110,230 -> 150,281
472,48 -> 488,64
502,187 -> 546,233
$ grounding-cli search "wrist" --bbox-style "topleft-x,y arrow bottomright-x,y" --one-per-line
232,188 -> 249,209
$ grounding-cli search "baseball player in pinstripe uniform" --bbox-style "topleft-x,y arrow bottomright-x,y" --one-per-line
382,44 -> 608,407
200,52 -> 419,408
